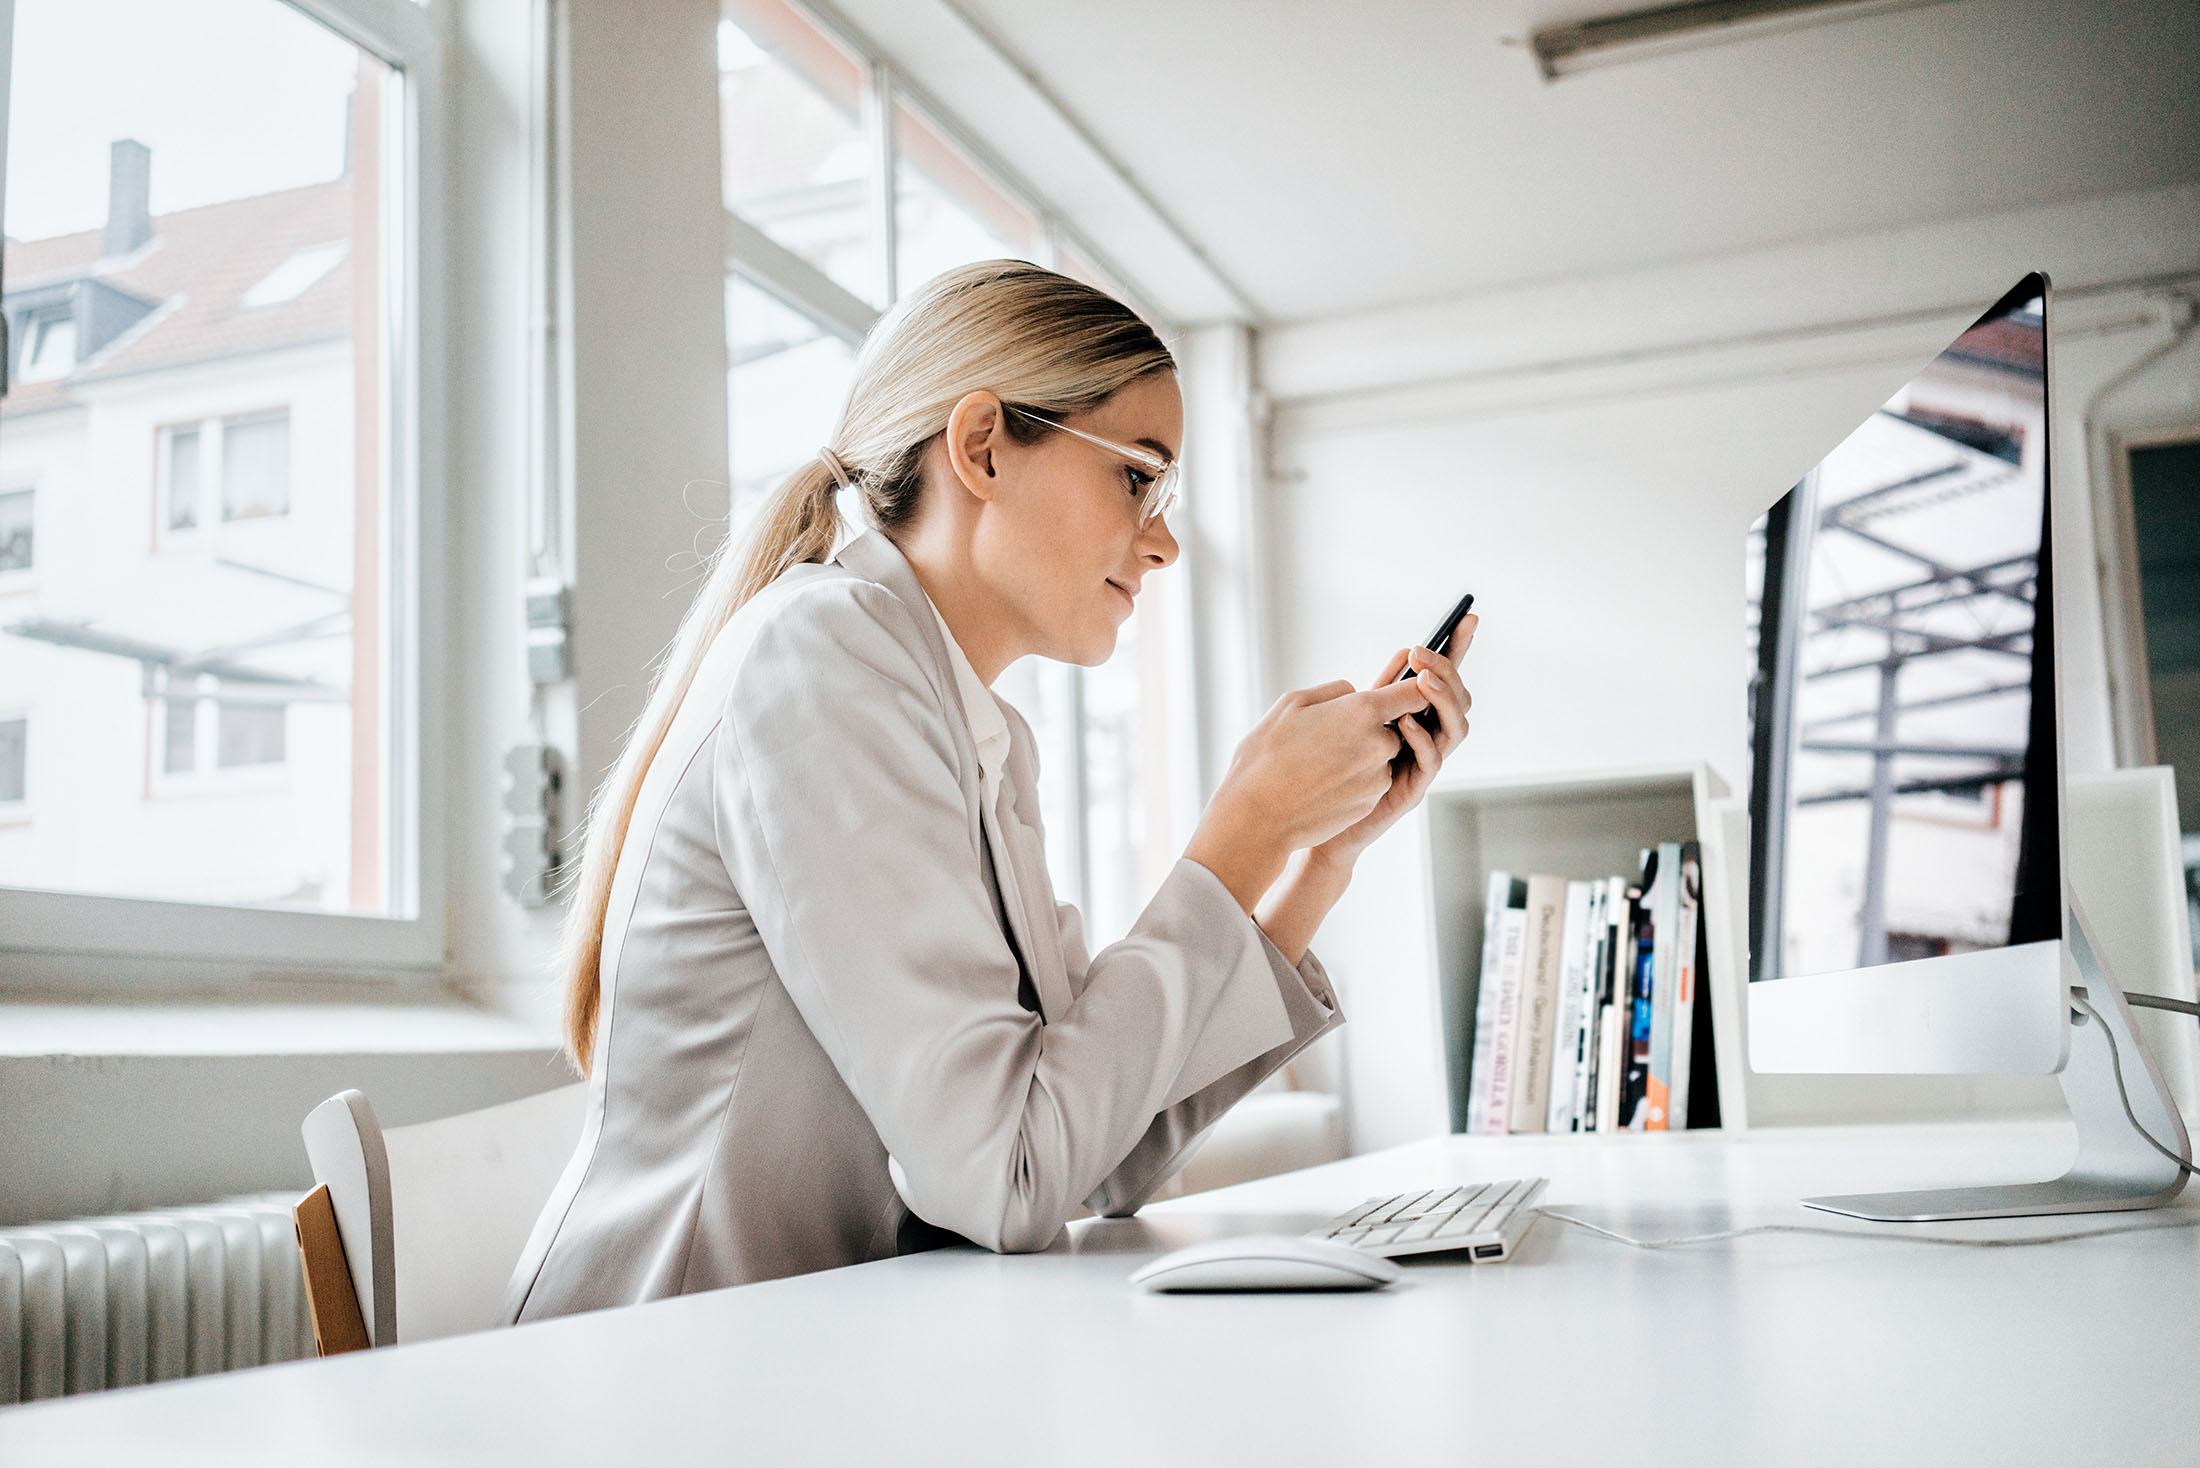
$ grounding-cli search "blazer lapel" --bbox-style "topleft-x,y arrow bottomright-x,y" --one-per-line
835,530 -> 1072,1023
980,786 -> 1074,1023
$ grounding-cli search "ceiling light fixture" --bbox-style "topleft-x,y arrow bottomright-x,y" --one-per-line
1529,0 -> 1959,80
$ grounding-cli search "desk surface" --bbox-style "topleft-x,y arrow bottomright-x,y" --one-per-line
5,1121 -> 2197,1466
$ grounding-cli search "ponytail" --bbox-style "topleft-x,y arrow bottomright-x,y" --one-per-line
559,260 -> 1174,1071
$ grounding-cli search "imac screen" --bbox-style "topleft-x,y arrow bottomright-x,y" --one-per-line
1746,275 -> 2060,984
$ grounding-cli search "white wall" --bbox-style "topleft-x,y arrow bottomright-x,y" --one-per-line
1260,188 -> 2200,1151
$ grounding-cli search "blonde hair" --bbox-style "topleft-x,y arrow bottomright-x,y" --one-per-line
561,260 -> 1175,1071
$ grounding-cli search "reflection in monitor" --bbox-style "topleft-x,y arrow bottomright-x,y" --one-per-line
1747,278 -> 2059,989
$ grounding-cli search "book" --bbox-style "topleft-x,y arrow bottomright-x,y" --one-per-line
1568,881 -> 1606,1132
1545,880 -> 1595,1134
1464,872 -> 1524,1135
1592,876 -> 1628,1132
1508,874 -> 1570,1134
1621,872 -> 1653,1130
1666,843 -> 1704,1130
1643,841 -> 1684,1131
1479,897 -> 1530,1135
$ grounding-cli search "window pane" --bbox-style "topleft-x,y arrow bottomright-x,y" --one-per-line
720,0 -> 879,305
22,316 -> 77,382
1079,617 -> 1145,947
725,273 -> 857,537
222,412 -> 290,520
0,0 -> 406,916
0,490 -> 32,571
163,697 -> 198,775
893,99 -> 1039,295
217,700 -> 286,768
0,719 -> 24,804
167,427 -> 200,531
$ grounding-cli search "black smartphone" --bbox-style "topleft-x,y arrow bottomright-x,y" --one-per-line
1392,591 -> 1475,734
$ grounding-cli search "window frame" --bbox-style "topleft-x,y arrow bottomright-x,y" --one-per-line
0,0 -> 449,985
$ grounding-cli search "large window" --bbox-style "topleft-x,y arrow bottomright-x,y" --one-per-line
0,0 -> 442,971
717,0 -> 1176,939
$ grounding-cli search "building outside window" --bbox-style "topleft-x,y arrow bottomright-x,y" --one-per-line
0,488 -> 32,572
0,0 -> 435,949
716,0 -> 1178,940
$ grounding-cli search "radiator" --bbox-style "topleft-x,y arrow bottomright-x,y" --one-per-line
0,1194 -> 313,1405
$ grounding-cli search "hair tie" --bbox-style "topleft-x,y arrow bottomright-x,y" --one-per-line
818,447 -> 853,491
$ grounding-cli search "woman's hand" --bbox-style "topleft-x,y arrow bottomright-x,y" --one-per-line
1186,674 -> 1435,913
1314,611 -> 1477,865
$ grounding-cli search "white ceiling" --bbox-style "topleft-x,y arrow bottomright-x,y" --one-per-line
955,0 -> 2200,324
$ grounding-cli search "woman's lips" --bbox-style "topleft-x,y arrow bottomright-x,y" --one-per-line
1107,579 -> 1136,612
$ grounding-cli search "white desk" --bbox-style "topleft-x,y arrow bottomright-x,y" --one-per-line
5,1121 -> 2197,1465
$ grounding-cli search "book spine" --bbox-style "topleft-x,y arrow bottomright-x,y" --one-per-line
1591,877 -> 1623,1132
1464,871 -> 1513,1135
1622,873 -> 1652,1131
1667,844 -> 1704,1130
1644,841 -> 1683,1131
1508,874 -> 1569,1133
1545,880 -> 1594,1134
1482,904 -> 1529,1135
1571,882 -> 1605,1131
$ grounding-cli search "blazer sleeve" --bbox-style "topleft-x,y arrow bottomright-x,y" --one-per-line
1055,896 -> 1345,1219
713,578 -> 1331,1253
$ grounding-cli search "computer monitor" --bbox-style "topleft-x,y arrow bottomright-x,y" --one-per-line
1743,272 -> 2191,1220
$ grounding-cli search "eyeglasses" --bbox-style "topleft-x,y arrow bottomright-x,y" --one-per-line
1006,404 -> 1180,530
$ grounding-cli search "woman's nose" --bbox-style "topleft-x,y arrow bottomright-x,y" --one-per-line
1140,515 -> 1180,568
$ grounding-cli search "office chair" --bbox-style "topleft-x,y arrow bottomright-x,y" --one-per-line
293,1083 -> 586,1354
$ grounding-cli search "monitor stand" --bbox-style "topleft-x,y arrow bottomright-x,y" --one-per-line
1805,898 -> 2193,1222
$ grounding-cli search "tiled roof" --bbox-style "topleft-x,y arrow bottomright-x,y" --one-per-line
3,176 -> 354,417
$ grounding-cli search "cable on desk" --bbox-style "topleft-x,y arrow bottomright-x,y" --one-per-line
1539,1209 -> 2200,1251
2070,991 -> 2199,1180
1542,990 -> 2200,1252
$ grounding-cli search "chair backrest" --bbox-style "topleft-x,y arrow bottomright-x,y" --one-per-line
299,1082 -> 586,1348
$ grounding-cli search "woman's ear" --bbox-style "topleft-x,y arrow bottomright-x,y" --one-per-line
944,391 -> 1006,503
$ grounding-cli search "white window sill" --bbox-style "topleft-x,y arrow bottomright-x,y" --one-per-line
0,1001 -> 561,1059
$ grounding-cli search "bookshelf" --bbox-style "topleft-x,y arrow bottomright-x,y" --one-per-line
1421,762 -> 1749,1134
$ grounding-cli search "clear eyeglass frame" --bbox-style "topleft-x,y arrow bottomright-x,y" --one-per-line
1006,404 -> 1180,529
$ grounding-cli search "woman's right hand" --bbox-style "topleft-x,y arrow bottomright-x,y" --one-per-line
1185,677 -> 1433,914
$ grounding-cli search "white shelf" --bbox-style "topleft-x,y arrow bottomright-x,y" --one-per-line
1420,762 -> 1749,1133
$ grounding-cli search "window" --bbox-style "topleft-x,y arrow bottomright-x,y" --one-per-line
720,0 -> 880,305
0,489 -> 32,572
218,700 -> 288,769
725,274 -> 857,533
164,426 -> 202,532
221,411 -> 291,521
893,97 -> 1040,292
0,0 -> 442,975
0,717 -> 25,806
20,312 -> 76,382
716,1 -> 1178,939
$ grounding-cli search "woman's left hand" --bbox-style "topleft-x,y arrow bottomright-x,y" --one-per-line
1313,613 -> 1476,864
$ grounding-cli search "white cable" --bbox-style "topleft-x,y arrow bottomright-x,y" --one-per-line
1540,1208 -> 2200,1251
1542,991 -> 2200,1250
2069,991 -> 2200,1180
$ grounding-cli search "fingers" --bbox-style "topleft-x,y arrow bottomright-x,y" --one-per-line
1373,646 -> 1411,688
1359,676 -> 1433,725
1396,705 -> 1438,781
1280,679 -> 1357,712
1408,665 -> 1469,754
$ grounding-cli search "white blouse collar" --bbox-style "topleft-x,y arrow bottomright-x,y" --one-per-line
923,596 -> 1011,812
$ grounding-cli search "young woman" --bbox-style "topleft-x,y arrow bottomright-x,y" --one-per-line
501,261 -> 1475,1322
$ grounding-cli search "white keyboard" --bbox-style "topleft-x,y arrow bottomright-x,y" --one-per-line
1308,1177 -> 1549,1262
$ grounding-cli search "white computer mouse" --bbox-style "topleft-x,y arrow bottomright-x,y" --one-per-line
1129,1234 -> 1403,1292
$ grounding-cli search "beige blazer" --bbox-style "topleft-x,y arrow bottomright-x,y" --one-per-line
500,530 -> 1342,1323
